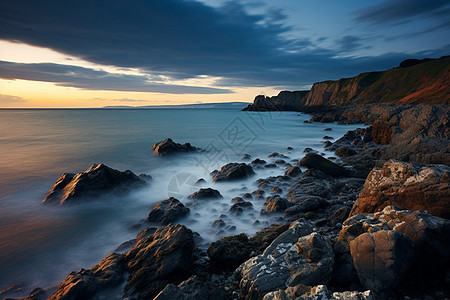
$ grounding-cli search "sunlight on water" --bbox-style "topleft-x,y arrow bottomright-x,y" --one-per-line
0,108 -> 360,295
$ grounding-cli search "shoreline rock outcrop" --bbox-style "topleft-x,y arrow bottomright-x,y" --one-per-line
152,138 -> 201,156
43,163 -> 149,205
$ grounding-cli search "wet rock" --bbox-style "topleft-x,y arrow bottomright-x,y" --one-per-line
232,197 -> 244,203
242,154 -> 252,160
208,233 -> 253,270
300,153 -> 348,177
152,138 -> 200,156
212,219 -> 226,228
295,197 -> 328,213
48,253 -> 124,300
327,207 -> 350,227
350,230 -> 414,293
303,147 -> 316,153
230,201 -> 253,215
323,141 -> 333,148
188,188 -> 223,200
43,164 -> 149,205
265,163 -> 277,168
195,178 -> 206,185
252,189 -> 266,200
272,186 -> 283,194
213,163 -> 255,182
335,146 -> 357,158
242,193 -> 253,199
124,224 -> 195,299
154,275 -> 224,300
323,136 -> 334,140
115,239 -> 137,253
287,147 -> 294,151
323,128 -> 332,131
350,160 -> 450,219
269,152 -> 289,159
285,166 -> 302,177
264,195 -> 293,212
274,159 -> 287,165
147,197 -> 190,225
252,158 -> 267,165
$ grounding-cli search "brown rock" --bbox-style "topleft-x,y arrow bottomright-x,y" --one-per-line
350,160 -> 450,219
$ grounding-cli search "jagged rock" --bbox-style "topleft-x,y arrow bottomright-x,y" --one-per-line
207,233 -> 252,270
285,166 -> 302,177
350,160 -> 450,219
213,163 -> 255,181
152,138 -> 200,156
350,230 -> 414,293
124,224 -> 195,299
335,206 -> 450,293
300,153 -> 348,177
188,188 -> 223,200
154,275 -> 224,300
147,197 -> 190,225
264,195 -> 293,212
48,253 -> 124,300
43,163 -> 149,205
239,223 -> 334,300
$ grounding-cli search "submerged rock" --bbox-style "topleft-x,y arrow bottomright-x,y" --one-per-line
147,197 -> 190,225
213,163 -> 255,182
43,163 -> 149,205
152,138 -> 200,156
188,188 -> 223,200
350,160 -> 450,219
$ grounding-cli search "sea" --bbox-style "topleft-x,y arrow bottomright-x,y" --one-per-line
0,107 -> 360,296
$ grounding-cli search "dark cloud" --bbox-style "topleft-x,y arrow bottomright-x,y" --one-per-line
0,0 -> 448,90
0,60 -> 231,94
0,94 -> 27,104
336,35 -> 370,53
354,0 -> 450,25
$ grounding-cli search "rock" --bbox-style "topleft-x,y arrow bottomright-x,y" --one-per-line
372,120 -> 394,145
147,197 -> 190,225
323,128 -> 332,131
350,160 -> 450,219
242,154 -> 252,160
295,197 -> 328,213
285,166 -> 302,177
327,207 -> 350,226
207,233 -> 253,270
213,163 -> 255,181
323,136 -> 334,140
48,253 -> 124,300
242,193 -> 253,199
350,230 -> 414,293
287,147 -> 294,151
272,186 -> 283,194
124,224 -> 195,299
264,195 -> 293,212
195,178 -> 206,185
265,163 -> 277,168
274,159 -> 287,165
252,158 -> 267,165
300,153 -> 348,177
239,222 -> 335,299
269,152 -> 289,158
115,239 -> 137,253
335,146 -> 357,158
336,206 -> 450,293
253,189 -> 265,200
152,138 -> 200,156
230,201 -> 253,215
212,219 -> 226,228
43,164 -> 148,205
154,275 -> 223,300
188,188 -> 223,200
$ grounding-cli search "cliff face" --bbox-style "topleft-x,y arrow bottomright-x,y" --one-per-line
244,56 -> 450,111
243,90 -> 308,111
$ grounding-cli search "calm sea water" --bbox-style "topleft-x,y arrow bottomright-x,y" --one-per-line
0,108 -> 359,296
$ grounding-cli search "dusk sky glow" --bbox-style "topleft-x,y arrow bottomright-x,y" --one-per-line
0,0 -> 449,107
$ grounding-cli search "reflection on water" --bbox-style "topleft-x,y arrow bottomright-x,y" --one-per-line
0,108 -> 360,295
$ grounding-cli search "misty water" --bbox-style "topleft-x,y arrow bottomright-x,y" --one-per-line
0,108 -> 361,296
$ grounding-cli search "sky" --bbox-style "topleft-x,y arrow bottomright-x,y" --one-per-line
0,0 -> 449,107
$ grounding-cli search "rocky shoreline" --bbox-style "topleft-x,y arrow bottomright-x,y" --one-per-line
3,102 -> 447,300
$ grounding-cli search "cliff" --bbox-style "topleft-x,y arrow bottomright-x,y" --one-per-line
244,56 -> 450,111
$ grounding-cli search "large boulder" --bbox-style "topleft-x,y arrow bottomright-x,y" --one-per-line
207,233 -> 253,270
43,164 -> 149,205
264,195 -> 293,212
154,275 -> 224,300
124,225 -> 195,299
350,230 -> 414,293
350,160 -> 450,219
147,197 -> 190,225
152,138 -> 200,156
213,163 -> 255,181
48,253 -> 124,300
239,222 -> 335,299
48,224 -> 195,300
335,206 -> 450,293
299,153 -> 348,177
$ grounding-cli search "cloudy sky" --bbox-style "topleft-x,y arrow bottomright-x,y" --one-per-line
0,0 -> 449,107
